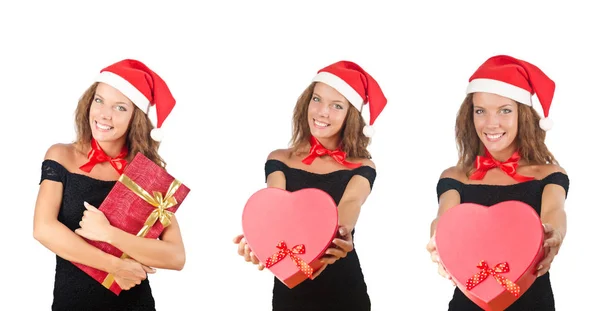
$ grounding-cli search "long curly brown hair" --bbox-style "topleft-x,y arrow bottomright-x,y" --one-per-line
74,82 -> 166,168
455,93 -> 557,176
290,82 -> 371,159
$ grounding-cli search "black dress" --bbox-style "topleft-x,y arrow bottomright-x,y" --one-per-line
40,159 -> 156,311
265,159 -> 376,311
436,171 -> 570,311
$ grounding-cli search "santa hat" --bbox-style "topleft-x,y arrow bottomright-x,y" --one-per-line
95,59 -> 176,141
312,60 -> 387,137
466,55 -> 556,131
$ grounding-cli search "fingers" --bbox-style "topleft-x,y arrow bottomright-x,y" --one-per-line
312,263 -> 328,279
319,255 -> 338,265
243,243 -> 252,262
249,251 -> 260,265
83,201 -> 98,211
233,234 -> 244,244
338,226 -> 349,237
237,237 -> 247,256
331,238 -> 353,253
324,247 -> 347,259
430,250 -> 440,263
142,265 -> 157,274
544,236 -> 561,248
537,248 -> 557,277
543,223 -> 554,234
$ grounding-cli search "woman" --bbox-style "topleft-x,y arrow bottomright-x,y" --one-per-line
426,55 -> 569,310
233,60 -> 387,310
33,59 -> 185,311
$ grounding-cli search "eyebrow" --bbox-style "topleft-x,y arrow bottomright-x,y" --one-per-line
94,93 -> 132,106
473,104 -> 514,109
313,92 -> 347,105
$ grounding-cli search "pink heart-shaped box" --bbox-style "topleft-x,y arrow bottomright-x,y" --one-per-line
242,187 -> 338,288
435,200 -> 544,311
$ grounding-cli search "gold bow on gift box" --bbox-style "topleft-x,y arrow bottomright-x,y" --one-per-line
101,174 -> 182,289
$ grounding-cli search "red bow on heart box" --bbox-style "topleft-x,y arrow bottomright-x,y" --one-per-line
241,187 -> 338,289
435,201 -> 545,311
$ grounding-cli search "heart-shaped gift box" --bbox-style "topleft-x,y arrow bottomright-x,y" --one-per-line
435,200 -> 545,310
242,187 -> 338,288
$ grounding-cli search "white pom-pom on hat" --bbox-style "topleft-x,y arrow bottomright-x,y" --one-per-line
363,125 -> 375,137
150,128 -> 163,142
539,117 -> 553,131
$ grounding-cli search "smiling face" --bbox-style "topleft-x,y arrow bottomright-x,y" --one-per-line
472,92 -> 519,156
88,82 -> 135,143
306,82 -> 351,142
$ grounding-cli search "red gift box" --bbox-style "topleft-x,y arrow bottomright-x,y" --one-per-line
72,152 -> 190,295
241,187 -> 338,288
435,201 -> 545,311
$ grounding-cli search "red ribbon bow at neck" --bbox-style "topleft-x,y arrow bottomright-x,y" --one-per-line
469,149 -> 534,182
79,138 -> 128,175
301,136 -> 361,169
466,260 -> 521,297
264,241 -> 314,279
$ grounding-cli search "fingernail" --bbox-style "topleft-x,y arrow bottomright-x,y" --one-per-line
538,264 -> 543,270
83,201 -> 89,206
241,237 -> 246,243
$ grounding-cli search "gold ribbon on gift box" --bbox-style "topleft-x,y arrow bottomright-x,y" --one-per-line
101,174 -> 182,290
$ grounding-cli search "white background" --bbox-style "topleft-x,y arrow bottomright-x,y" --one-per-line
1,1 -> 597,310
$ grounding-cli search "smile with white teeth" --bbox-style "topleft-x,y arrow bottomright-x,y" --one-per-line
313,119 -> 330,127
485,133 -> 504,139
95,121 -> 114,130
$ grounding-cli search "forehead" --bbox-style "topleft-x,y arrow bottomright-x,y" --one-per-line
472,92 -> 518,108
95,82 -> 133,104
313,82 -> 348,103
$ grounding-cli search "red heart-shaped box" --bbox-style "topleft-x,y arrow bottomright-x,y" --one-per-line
435,200 -> 544,311
242,187 -> 338,289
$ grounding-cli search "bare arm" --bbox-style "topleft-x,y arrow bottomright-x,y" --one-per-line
430,168 -> 462,237
540,167 -> 568,246
105,216 -> 186,270
337,161 -> 376,232
33,145 -> 122,274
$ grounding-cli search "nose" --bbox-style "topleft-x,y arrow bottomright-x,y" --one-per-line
99,104 -> 112,120
317,102 -> 329,117
484,113 -> 500,128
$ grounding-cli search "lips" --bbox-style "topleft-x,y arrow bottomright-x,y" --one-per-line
313,119 -> 330,128
484,132 -> 505,142
95,120 -> 114,131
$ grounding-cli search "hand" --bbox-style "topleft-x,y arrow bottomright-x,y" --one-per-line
537,223 -> 563,277
313,226 -> 354,279
74,201 -> 114,243
114,263 -> 156,290
426,233 -> 456,286
110,258 -> 155,290
233,234 -> 264,271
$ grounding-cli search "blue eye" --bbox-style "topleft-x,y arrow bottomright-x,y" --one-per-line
501,108 -> 512,114
312,96 -> 320,102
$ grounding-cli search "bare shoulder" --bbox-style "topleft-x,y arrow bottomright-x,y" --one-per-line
267,148 -> 293,162
439,166 -> 465,181
359,158 -> 375,169
44,143 -> 77,164
533,164 -> 567,179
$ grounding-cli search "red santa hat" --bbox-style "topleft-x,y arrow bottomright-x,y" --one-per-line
95,59 -> 176,141
466,55 -> 556,131
312,60 -> 387,137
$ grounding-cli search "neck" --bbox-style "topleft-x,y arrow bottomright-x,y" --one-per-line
486,144 -> 517,162
95,138 -> 126,158
314,136 -> 341,151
